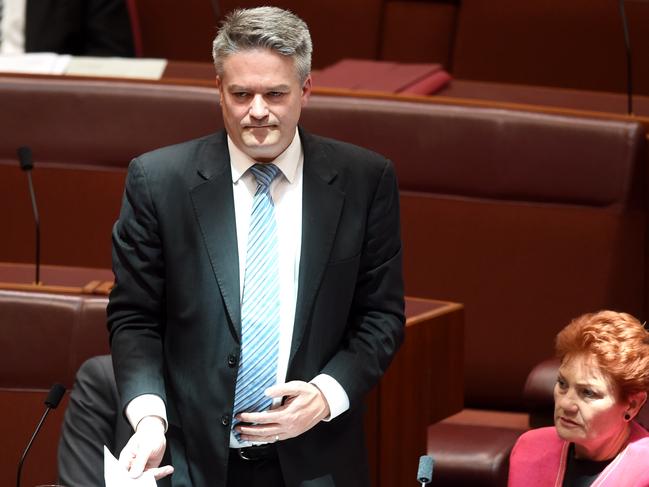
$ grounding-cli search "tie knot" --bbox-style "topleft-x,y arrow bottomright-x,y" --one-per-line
250,164 -> 280,189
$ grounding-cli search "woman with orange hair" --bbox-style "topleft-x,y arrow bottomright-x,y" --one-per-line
509,310 -> 649,486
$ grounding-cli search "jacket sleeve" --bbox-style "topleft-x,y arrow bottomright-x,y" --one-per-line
107,158 -> 167,414
320,158 -> 405,407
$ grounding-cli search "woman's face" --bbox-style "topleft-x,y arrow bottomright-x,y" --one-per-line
553,353 -> 628,457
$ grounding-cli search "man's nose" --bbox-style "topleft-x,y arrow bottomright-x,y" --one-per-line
249,94 -> 269,119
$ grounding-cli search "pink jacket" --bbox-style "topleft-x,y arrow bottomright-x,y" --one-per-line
508,422 -> 649,487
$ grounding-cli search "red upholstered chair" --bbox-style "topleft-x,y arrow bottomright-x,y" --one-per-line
426,359 -> 553,486
426,359 -> 552,487
639,399 -> 649,429
426,423 -> 522,487
425,360 -> 546,487
126,0 -> 218,61
523,358 -> 560,429
0,290 -> 110,487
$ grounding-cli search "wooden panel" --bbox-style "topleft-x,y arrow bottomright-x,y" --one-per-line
453,0 -> 649,95
400,193 -> 645,409
134,0 -> 217,62
381,1 -> 458,67
364,299 -> 464,487
0,164 -> 125,268
216,0 -> 384,69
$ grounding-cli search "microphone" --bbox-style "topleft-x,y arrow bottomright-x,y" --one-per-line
618,0 -> 634,114
618,0 -> 649,115
17,146 -> 41,285
16,383 -> 66,487
417,455 -> 434,485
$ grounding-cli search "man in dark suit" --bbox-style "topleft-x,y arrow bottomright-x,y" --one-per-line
58,355 -> 132,487
107,6 -> 404,486
1,0 -> 133,56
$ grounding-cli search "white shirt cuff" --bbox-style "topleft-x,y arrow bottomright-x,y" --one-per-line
125,394 -> 168,432
310,374 -> 349,421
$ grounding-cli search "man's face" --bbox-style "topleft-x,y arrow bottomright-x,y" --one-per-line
216,48 -> 311,162
553,353 -> 628,457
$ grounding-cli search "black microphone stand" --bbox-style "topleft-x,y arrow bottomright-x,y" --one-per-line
16,384 -> 65,487
26,169 -> 41,285
17,147 -> 41,285
618,0 -> 633,115
16,407 -> 54,487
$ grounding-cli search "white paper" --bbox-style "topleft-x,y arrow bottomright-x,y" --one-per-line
104,445 -> 157,487
0,53 -> 71,74
65,57 -> 167,80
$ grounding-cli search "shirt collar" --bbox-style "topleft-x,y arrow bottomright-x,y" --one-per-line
229,128 -> 302,184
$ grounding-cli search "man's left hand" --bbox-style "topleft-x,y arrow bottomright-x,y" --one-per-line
236,381 -> 330,442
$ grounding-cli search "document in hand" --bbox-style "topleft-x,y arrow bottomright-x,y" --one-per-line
104,446 -> 157,487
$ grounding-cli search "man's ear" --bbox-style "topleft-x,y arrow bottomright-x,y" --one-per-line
301,75 -> 312,107
626,391 -> 647,421
215,76 -> 223,104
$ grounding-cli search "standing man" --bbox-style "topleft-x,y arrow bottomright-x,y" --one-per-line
108,7 -> 404,487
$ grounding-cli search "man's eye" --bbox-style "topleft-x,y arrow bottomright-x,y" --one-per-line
267,91 -> 285,98
557,377 -> 567,389
233,92 -> 249,98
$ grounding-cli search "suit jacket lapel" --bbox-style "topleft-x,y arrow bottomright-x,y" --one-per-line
291,130 -> 345,364
190,133 -> 241,338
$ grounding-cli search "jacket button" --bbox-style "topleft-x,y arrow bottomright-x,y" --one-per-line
221,413 -> 231,427
228,353 -> 238,367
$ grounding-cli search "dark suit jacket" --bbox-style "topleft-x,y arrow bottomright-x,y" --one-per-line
25,0 -> 134,56
107,128 -> 405,486
58,355 -> 133,487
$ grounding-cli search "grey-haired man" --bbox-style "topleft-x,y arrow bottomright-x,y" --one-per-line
108,7 -> 404,486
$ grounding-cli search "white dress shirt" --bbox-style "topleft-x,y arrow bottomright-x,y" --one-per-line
0,0 -> 26,54
126,130 -> 349,446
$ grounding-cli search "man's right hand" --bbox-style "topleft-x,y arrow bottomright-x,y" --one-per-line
119,415 -> 174,480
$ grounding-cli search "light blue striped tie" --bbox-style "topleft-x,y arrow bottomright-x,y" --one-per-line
232,163 -> 281,432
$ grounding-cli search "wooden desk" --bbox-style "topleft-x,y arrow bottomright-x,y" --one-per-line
0,262 -> 114,295
365,298 -> 464,487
